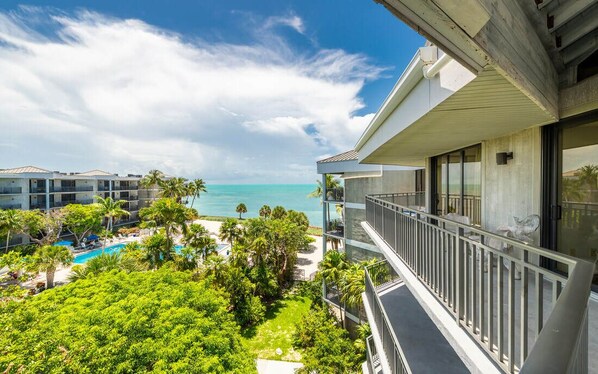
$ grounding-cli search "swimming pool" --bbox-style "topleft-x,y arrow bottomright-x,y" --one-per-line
73,243 -> 230,264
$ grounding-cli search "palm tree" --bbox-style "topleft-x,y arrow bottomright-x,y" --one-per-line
183,223 -> 217,261
236,203 -> 247,219
140,169 -> 164,188
31,245 -> 74,289
0,209 -> 23,253
578,164 -> 598,190
188,179 -> 207,208
319,250 -> 348,291
94,195 -> 130,249
259,205 -> 271,219
308,174 -> 341,201
203,254 -> 228,286
139,198 -> 191,261
562,178 -> 584,202
160,177 -> 188,203
219,218 -> 241,246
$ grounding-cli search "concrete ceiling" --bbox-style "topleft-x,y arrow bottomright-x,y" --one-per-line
360,68 -> 555,166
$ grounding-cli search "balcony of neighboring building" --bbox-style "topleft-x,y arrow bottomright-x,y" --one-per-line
0,186 -> 22,195
50,185 -> 94,193
50,199 -> 93,208
362,194 -> 593,374
113,184 -> 139,191
0,202 -> 22,210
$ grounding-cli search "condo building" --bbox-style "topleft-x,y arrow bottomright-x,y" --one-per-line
0,166 -> 143,246
318,1 -> 598,373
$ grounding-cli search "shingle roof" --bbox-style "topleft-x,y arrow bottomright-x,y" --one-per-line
317,150 -> 358,164
0,166 -> 51,174
77,169 -> 115,176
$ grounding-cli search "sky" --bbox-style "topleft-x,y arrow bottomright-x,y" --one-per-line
0,1 -> 424,183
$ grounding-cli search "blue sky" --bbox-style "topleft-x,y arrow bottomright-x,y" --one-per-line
0,1 -> 423,183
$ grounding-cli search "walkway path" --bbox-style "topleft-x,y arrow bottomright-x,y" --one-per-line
256,359 -> 303,374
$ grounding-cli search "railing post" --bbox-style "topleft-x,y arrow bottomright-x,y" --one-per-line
456,226 -> 465,324
415,213 -> 421,275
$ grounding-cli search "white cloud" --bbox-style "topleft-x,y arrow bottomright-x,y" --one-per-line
0,8 -> 382,183
264,14 -> 305,34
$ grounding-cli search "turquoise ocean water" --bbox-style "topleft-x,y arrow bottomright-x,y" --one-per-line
189,184 -> 337,228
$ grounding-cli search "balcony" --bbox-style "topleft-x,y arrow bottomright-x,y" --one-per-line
117,196 -> 139,201
364,194 -> 593,373
0,203 -> 22,210
30,186 -> 46,193
0,187 -> 22,195
325,219 -> 344,238
30,202 -> 47,210
50,199 -> 94,208
50,186 -> 94,193
113,185 -> 139,191
97,185 -> 110,191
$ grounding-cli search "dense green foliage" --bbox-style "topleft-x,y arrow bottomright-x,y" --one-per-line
293,305 -> 361,373
0,268 -> 256,373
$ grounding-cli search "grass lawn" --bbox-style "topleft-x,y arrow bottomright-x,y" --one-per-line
306,226 -> 322,236
241,294 -> 311,362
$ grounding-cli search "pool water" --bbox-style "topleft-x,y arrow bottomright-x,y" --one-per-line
73,243 -> 229,264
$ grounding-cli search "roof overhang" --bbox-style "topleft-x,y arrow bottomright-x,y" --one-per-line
358,67 -> 555,166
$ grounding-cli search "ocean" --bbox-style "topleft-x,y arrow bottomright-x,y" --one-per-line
188,184 -> 338,228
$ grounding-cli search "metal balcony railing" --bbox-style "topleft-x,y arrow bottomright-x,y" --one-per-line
0,203 -> 22,210
365,260 -> 409,374
30,186 -> 46,193
50,186 -> 94,193
50,199 -> 94,208
366,335 -> 382,374
113,185 -> 139,191
365,195 -> 594,373
0,187 -> 22,194
30,202 -> 47,209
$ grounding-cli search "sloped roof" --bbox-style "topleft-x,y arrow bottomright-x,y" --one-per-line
0,166 -> 51,174
317,150 -> 358,164
77,169 -> 115,176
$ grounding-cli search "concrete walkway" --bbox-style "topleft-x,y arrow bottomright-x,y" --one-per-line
256,359 -> 303,374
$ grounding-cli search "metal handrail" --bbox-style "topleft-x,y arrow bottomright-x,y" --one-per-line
365,195 -> 593,373
365,261 -> 410,374
0,187 -> 22,194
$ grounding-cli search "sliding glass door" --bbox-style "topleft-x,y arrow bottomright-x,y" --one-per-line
544,113 -> 598,290
433,144 -> 482,225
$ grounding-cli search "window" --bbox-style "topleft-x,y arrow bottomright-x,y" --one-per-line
432,145 -> 482,225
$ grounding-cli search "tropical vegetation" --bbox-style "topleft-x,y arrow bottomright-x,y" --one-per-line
0,268 -> 256,373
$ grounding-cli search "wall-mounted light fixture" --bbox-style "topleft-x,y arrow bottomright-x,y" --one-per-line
496,152 -> 513,165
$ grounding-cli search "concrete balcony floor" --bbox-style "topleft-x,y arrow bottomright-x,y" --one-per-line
376,282 -> 469,373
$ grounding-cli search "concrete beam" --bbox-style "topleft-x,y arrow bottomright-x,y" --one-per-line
374,0 -> 559,120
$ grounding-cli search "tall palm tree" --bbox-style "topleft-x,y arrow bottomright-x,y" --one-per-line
578,164 -> 598,190
319,250 -> 348,290
236,203 -> 247,219
219,218 -> 241,246
0,209 -> 23,253
188,179 -> 207,208
94,195 -> 130,249
183,223 -> 217,261
31,245 -> 74,289
259,205 -> 271,219
139,198 -> 191,261
308,174 -> 341,201
159,177 -> 188,203
140,169 -> 164,188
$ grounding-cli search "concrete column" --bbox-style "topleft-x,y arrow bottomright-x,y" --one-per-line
45,178 -> 50,211
322,173 -> 328,256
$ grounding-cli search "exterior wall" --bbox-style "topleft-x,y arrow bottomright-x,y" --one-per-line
344,170 -> 418,262
481,128 -> 542,243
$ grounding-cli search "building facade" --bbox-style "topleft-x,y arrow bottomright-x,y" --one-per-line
0,166 -> 143,246
329,1 -> 597,373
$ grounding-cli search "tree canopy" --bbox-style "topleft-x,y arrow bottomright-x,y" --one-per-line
0,268 -> 256,373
